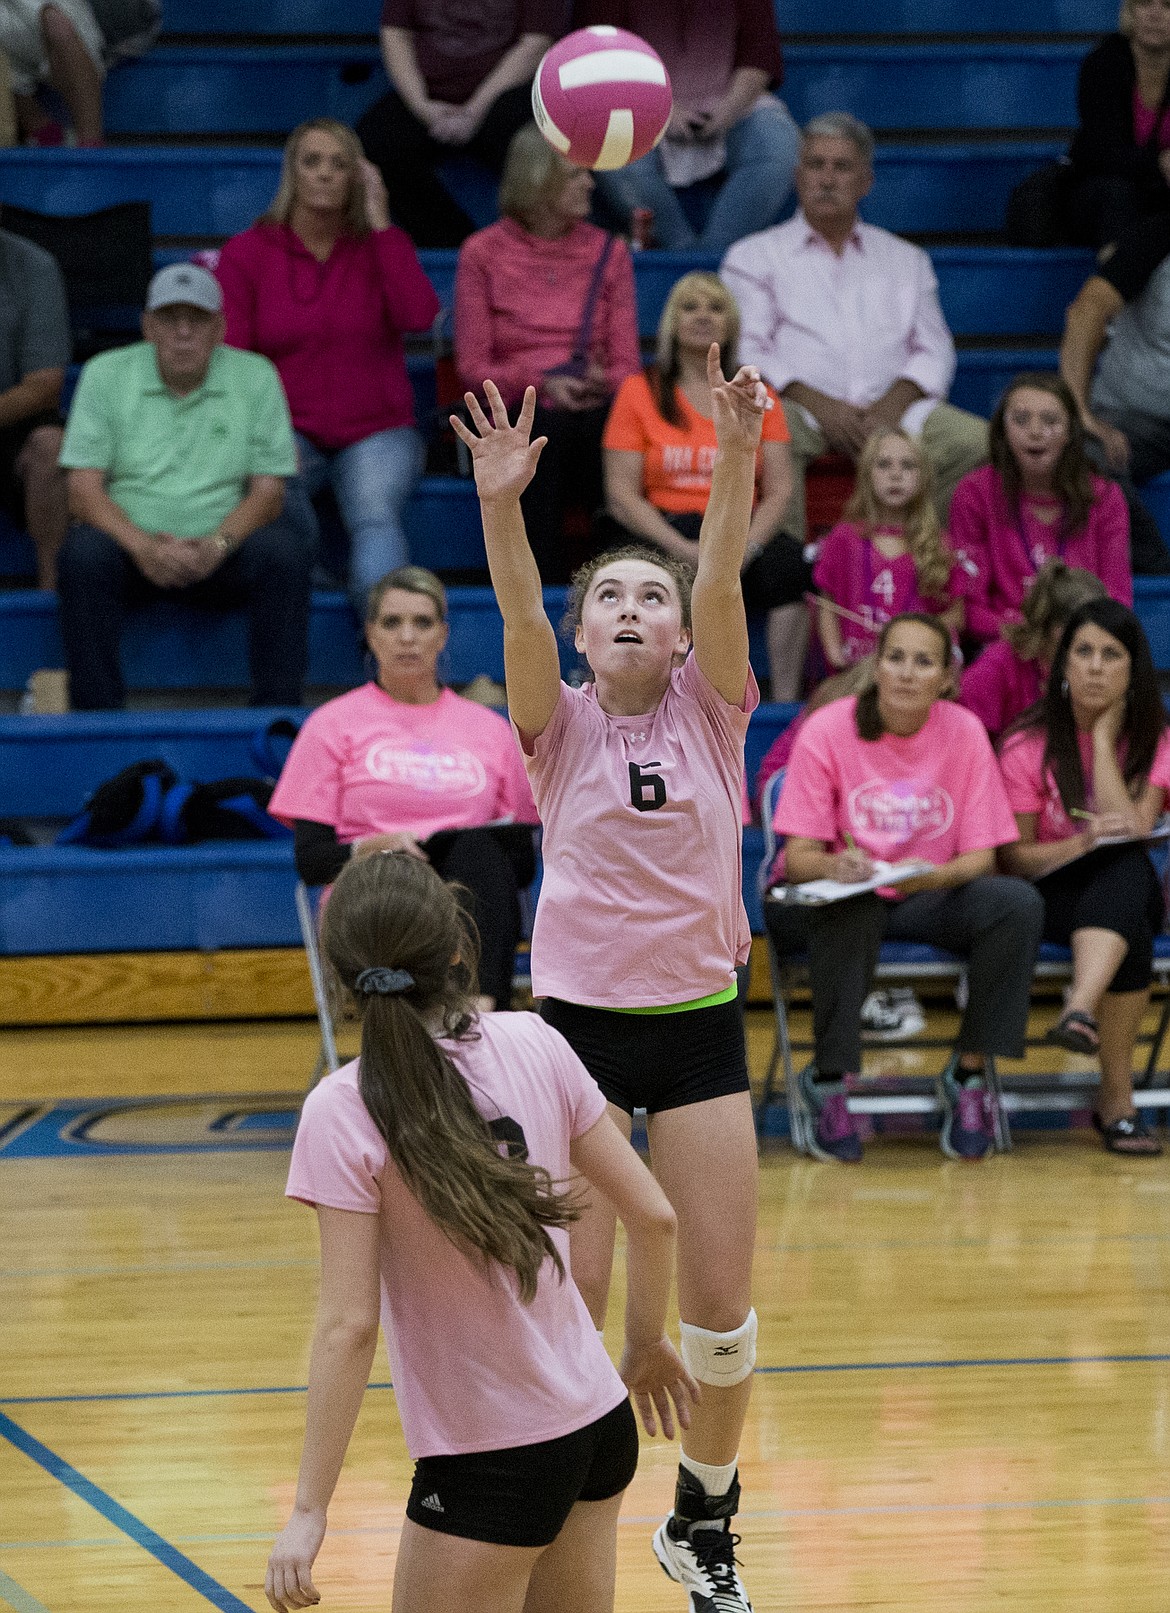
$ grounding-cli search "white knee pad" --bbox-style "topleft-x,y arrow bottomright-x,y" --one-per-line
678,1308 -> 758,1387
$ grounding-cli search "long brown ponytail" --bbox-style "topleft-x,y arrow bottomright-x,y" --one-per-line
320,853 -> 580,1302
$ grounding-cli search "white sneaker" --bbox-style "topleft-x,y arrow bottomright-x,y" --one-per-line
860,987 -> 926,1042
653,1518 -> 753,1612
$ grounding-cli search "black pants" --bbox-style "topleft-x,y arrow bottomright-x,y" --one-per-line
1036,843 -> 1164,994
356,84 -> 534,247
1066,173 -> 1169,248
765,875 -> 1044,1075
600,508 -> 812,607
427,827 -> 529,1009
57,519 -> 314,709
520,404 -> 610,584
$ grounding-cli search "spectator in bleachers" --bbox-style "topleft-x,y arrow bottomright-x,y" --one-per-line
269,565 -> 539,1010
949,374 -> 1132,645
1066,0 -> 1170,247
357,0 -> 567,248
56,263 -> 311,709
455,124 -> 640,582
960,560 -> 1105,740
720,112 -> 988,544
600,271 -> 809,697
1061,211 -> 1170,571
216,119 -> 441,613
998,598 -> 1167,1156
1,0 -> 108,145
578,0 -> 798,255
813,428 -> 966,671
765,612 -> 1043,1163
0,218 -> 69,588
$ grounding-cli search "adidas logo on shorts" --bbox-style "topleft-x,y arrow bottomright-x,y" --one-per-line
420,1492 -> 444,1513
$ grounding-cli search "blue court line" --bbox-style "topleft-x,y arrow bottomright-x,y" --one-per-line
0,1412 -> 252,1613
0,1567 -> 52,1613
3,1351 -> 1169,1410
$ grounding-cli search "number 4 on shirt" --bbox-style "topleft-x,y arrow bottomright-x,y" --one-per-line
629,762 -> 667,812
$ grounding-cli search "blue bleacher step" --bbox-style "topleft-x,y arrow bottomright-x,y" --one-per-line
0,141 -> 1067,240
158,0 -> 1114,38
105,43 -> 1084,138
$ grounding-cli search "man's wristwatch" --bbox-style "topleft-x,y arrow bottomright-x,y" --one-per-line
210,530 -> 233,558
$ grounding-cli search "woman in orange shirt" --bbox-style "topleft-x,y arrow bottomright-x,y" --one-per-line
602,272 -> 809,697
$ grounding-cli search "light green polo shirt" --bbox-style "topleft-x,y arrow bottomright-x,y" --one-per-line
60,341 -> 298,538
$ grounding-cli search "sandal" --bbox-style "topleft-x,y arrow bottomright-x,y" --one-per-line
1092,1110 -> 1164,1156
1046,1009 -> 1100,1055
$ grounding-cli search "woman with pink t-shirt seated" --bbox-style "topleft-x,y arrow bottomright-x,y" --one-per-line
768,613 -> 1043,1164
998,598 -> 1168,1155
814,428 -> 967,669
960,559 -> 1105,739
269,566 -> 538,1010
454,124 -> 640,584
949,373 -> 1131,644
266,853 -> 697,1613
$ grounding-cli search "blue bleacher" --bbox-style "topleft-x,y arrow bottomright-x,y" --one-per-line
0,141 -> 1068,240
156,0 -> 1115,36
102,44 -> 1084,138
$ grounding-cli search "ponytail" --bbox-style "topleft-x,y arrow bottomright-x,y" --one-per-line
321,854 -> 580,1303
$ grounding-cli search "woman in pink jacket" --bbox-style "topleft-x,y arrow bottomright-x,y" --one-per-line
454,124 -> 641,583
949,373 -> 1132,643
216,118 -> 441,610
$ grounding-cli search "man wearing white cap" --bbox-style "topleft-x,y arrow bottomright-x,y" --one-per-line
57,262 -> 312,709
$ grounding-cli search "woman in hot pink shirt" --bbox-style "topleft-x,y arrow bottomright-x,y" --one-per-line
265,854 -> 696,1613
769,613 -> 1042,1163
452,351 -> 764,1612
960,558 -> 1106,738
216,119 -> 441,610
269,566 -> 538,1010
455,125 -> 640,583
950,372 -> 1132,643
998,598 -> 1168,1155
814,428 -> 966,669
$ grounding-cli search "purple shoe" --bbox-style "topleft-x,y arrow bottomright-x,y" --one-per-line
940,1059 -> 993,1161
798,1065 -> 862,1162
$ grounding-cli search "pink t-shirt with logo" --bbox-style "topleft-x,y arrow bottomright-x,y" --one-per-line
269,683 -> 538,842
998,726 -> 1170,842
521,653 -> 758,1007
774,695 -> 1019,868
286,1011 -> 625,1459
813,522 -> 966,664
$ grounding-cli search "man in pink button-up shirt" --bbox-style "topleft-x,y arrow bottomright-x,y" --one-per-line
721,112 -> 988,539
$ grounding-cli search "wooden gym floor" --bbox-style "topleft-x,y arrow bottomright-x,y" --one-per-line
1,1005 -> 1168,1612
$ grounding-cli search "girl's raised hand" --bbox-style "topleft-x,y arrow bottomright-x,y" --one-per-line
707,343 -> 770,456
451,383 -> 548,504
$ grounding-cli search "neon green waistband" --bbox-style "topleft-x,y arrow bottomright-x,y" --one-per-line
609,982 -> 739,1016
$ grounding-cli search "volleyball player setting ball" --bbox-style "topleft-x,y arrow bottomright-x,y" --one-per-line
265,853 -> 697,1613
453,346 -> 766,1613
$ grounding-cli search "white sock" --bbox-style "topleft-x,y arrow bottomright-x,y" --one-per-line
680,1452 -> 738,1500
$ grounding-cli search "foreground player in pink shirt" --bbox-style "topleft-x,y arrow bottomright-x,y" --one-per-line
769,614 -> 1043,1162
265,853 -> 697,1613
452,348 -> 763,1613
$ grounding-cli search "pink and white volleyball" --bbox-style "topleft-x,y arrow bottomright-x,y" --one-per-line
532,27 -> 672,172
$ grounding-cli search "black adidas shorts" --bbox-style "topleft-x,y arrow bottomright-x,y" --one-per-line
541,995 -> 750,1115
405,1397 -> 638,1548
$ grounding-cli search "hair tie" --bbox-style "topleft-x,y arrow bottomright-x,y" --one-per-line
354,967 -> 415,996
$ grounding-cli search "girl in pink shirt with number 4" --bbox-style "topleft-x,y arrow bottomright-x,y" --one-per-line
949,373 -> 1132,643
451,347 -> 763,1613
265,853 -> 697,1613
814,428 -> 967,670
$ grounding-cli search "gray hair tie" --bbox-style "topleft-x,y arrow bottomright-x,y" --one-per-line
354,967 -> 415,996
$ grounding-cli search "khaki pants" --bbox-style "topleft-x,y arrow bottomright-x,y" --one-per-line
0,51 -> 15,146
780,399 -> 989,542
